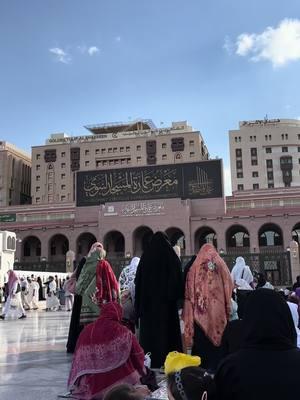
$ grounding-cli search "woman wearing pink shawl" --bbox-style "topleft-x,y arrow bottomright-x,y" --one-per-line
0,270 -> 26,320
183,244 -> 233,372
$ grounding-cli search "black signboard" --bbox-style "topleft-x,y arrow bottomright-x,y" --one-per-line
76,160 -> 223,206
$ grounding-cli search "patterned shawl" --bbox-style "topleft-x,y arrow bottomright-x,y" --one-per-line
183,243 -> 233,347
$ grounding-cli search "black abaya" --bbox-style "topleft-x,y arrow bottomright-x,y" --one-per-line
135,232 -> 184,368
66,257 -> 86,353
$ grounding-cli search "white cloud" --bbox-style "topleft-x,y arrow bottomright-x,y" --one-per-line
230,18 -> 300,67
115,36 -> 121,42
49,47 -> 71,64
88,46 -> 99,56
223,166 -> 232,196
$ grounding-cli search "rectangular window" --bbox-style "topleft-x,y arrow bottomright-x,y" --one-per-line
126,146 -> 130,152
282,146 -> 288,152
269,135 -> 271,140
85,161 -> 89,166
162,154 -> 167,160
113,147 -> 117,153
239,136 -> 241,142
266,147 -> 272,153
237,172 -> 243,178
281,134 -> 284,140
95,149 -> 100,155
190,152 -> 195,157
298,147 -> 300,152
61,163 -> 66,168
235,137 -> 238,143
61,152 -> 66,157
137,156 -> 142,162
237,184 -> 244,191
36,175 -> 40,181
236,160 -> 243,169
85,150 -> 90,156
96,161 -> 101,167
298,134 -> 300,140
266,159 -> 273,168
250,148 -> 257,156
136,145 -> 141,151
254,136 -> 256,141
61,173 -> 66,179
268,183 -> 274,188
235,148 -> 242,157
267,171 -> 274,180
162,143 -> 167,149
251,159 -> 258,166
120,147 -> 124,152
252,171 -> 259,177
61,195 -> 66,201
36,164 -> 40,170
108,148 -> 112,153
36,186 -> 40,192
250,136 -> 253,142
265,135 -> 268,141
36,197 -> 41,204
285,134 -> 288,140
36,154 -> 41,160
101,148 -> 106,154
61,184 -> 66,190
253,183 -> 259,190
189,140 -> 194,146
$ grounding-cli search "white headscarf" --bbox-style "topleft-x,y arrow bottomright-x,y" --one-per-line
287,301 -> 300,348
235,278 -> 253,291
119,257 -> 140,293
231,256 -> 254,285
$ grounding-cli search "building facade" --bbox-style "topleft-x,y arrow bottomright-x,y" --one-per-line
0,141 -> 31,207
229,118 -> 300,192
31,120 -> 209,205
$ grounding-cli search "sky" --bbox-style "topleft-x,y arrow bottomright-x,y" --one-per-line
1,0 -> 300,195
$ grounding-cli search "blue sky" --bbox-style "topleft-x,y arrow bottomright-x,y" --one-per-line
1,0 -> 300,194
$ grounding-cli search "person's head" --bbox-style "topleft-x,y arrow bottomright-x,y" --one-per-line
256,272 -> 266,288
242,288 -> 297,350
88,242 -> 106,259
167,367 -> 216,400
103,384 -> 144,400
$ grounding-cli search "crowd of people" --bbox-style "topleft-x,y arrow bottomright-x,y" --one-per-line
1,233 -> 300,399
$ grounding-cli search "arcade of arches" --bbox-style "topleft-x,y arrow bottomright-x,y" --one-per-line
19,222 -> 300,263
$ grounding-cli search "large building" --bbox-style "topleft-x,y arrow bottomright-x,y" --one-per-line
229,118 -> 300,192
0,141 -> 31,208
31,119 -> 209,205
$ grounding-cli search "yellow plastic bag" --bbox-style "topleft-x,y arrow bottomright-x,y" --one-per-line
164,351 -> 201,375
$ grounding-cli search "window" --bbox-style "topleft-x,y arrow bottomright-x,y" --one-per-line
298,134 -> 300,140
189,140 -> 194,146
298,147 -> 300,152
285,134 -> 288,140
61,163 -> 66,168
252,171 -> 259,177
268,183 -> 274,188
101,148 -> 106,154
266,159 -> 273,168
237,172 -> 243,178
126,146 -> 130,152
250,136 -> 253,142
162,143 -> 167,149
237,184 -> 244,191
235,137 -> 238,143
36,154 -> 41,160
48,183 -> 53,191
96,161 -> 101,167
36,186 -> 40,192
85,150 -> 90,156
282,147 -> 288,152
36,164 -> 40,170
36,197 -> 41,204
108,148 -> 112,153
235,148 -> 242,157
85,161 -> 89,166
61,195 -> 66,201
190,152 -> 195,157
113,147 -> 117,153
266,147 -> 272,153
61,184 -> 66,190
254,136 -> 256,141
95,149 -> 100,155
269,135 -> 271,140
236,160 -> 243,169
238,136 -> 241,142
36,175 -> 40,181
137,156 -> 142,162
265,135 -> 268,141
253,184 -> 259,190
250,148 -> 257,156
61,152 -> 66,157
267,171 -> 274,180
281,134 -> 284,140
162,154 -> 167,160
61,173 -> 66,179
136,145 -> 141,151
251,159 -> 258,166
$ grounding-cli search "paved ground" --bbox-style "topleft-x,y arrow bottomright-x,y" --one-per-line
0,307 -> 72,400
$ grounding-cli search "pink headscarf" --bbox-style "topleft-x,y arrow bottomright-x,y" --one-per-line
7,270 -> 19,295
183,243 -> 233,347
87,242 -> 103,257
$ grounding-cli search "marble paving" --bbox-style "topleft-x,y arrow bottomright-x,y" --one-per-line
0,308 -> 73,400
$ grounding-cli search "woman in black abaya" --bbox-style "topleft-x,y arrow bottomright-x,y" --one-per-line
216,289 -> 300,400
134,231 -> 184,368
66,257 -> 87,353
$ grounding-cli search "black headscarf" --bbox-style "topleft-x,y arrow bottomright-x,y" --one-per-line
255,273 -> 267,289
134,231 -> 183,317
242,289 -> 297,351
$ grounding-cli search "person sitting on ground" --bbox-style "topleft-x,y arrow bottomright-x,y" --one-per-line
215,289 -> 300,400
68,302 -> 147,400
167,367 -> 217,400
103,384 -> 149,400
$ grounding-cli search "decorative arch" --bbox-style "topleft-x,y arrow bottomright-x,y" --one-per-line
48,234 -> 69,262
76,232 -> 97,259
165,227 -> 185,255
103,230 -> 125,257
21,236 -> 41,261
194,227 -> 217,252
226,224 -> 250,253
258,223 -> 283,249
133,226 -> 154,257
